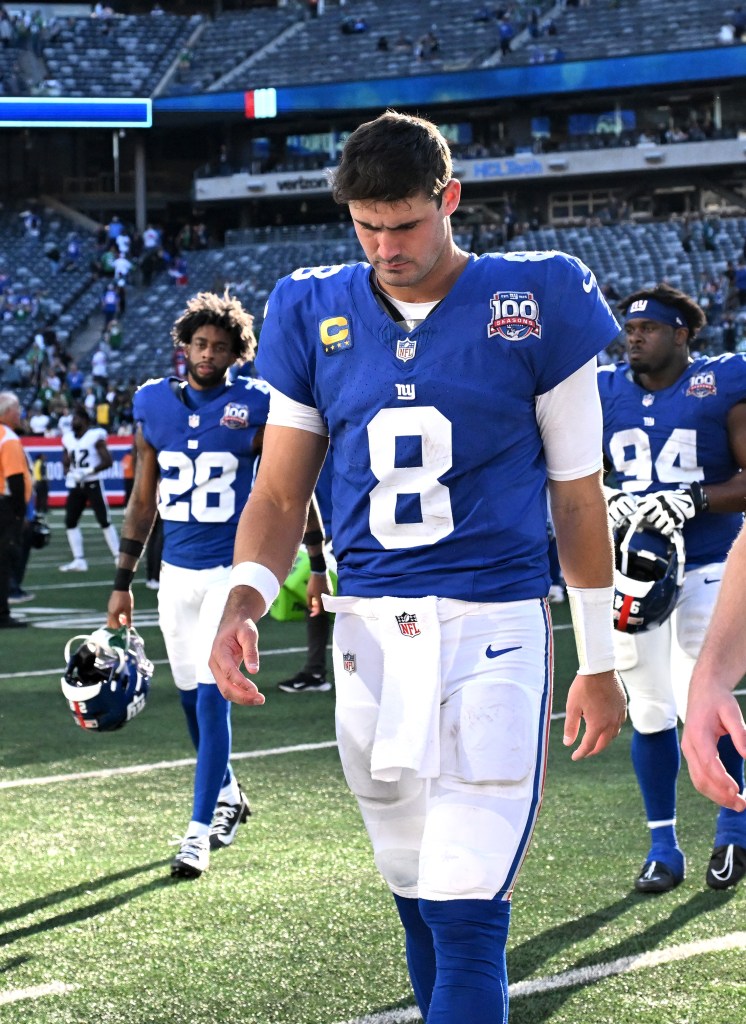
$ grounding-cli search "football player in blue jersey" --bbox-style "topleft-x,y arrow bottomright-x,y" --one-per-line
599,282 -> 746,894
106,292 -> 274,878
209,111 -> 626,1023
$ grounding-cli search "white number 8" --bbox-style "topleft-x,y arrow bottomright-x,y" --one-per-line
367,407 -> 454,549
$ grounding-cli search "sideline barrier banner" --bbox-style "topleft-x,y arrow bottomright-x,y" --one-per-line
21,435 -> 133,508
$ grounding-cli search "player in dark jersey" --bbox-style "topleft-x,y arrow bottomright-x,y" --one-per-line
599,283 -> 746,893
107,293 -> 269,879
60,406 -> 118,571
209,111 -> 626,1022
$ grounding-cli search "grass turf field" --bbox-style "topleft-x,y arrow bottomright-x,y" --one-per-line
1,510 -> 744,1024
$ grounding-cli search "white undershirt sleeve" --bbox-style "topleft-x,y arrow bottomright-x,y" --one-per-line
536,358 -> 603,481
266,385 -> 329,436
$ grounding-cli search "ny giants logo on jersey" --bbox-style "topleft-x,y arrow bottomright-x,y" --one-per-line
220,402 -> 250,429
686,370 -> 717,399
395,612 -> 421,638
488,291 -> 541,342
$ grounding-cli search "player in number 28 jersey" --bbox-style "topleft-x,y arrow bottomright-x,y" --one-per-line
107,292 -> 268,880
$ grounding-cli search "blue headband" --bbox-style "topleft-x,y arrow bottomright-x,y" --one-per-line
624,298 -> 686,329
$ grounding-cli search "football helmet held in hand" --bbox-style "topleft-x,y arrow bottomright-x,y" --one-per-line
612,516 -> 685,633
61,625 -> 153,731
29,514 -> 51,549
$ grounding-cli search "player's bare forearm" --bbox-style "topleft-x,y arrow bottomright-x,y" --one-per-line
549,472 -> 614,589
682,523 -> 746,809
232,425 -> 329,581
564,670 -> 627,760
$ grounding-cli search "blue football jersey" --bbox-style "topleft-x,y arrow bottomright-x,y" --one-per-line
256,251 -> 619,601
598,353 -> 746,566
133,375 -> 269,569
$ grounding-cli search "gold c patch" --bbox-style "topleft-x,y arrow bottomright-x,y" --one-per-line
320,316 -> 352,355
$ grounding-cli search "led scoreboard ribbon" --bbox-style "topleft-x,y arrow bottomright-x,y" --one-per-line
0,97 -> 152,128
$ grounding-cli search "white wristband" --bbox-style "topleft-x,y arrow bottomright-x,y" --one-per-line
228,561 -> 281,618
566,585 -> 616,675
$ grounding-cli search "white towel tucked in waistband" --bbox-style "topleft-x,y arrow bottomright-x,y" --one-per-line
370,595 -> 442,783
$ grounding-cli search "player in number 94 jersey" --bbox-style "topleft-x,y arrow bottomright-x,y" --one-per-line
107,292 -> 269,881
598,282 -> 746,895
210,112 -> 628,1024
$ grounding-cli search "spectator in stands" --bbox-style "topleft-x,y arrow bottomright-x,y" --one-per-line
28,400 -> 50,436
101,282 -> 119,325
66,361 -> 85,400
498,16 -> 514,55
91,345 -> 108,391
106,215 -> 123,244
121,442 -> 135,506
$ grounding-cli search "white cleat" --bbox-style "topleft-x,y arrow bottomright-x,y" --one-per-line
59,559 -> 88,572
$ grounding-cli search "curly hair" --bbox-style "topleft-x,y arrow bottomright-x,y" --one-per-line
618,282 -> 707,340
170,290 -> 257,361
330,109 -> 452,207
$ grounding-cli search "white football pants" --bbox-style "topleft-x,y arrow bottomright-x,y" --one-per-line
613,562 -> 722,733
328,595 -> 553,902
157,561 -> 231,690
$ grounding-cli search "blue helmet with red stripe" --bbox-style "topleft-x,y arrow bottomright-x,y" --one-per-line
612,517 -> 685,634
61,625 -> 153,731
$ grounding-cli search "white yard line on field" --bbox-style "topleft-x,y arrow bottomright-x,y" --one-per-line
0,741 -> 340,790
337,932 -> 746,1024
0,981 -> 76,1006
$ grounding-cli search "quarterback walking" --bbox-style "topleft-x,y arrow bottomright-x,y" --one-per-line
209,111 -> 626,1023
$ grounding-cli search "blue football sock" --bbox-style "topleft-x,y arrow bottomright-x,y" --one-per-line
192,683 -> 233,827
179,688 -> 199,750
392,894 -> 436,1020
631,727 -> 685,876
715,735 -> 746,846
419,897 -> 511,1024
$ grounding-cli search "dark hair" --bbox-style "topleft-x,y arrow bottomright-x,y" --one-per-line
170,290 -> 257,361
618,282 -> 707,339
72,403 -> 91,422
330,109 -> 452,206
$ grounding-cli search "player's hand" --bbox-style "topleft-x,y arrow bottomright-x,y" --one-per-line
209,588 -> 266,707
603,486 -> 638,526
107,588 -> 133,628
682,683 -> 746,812
635,483 -> 705,537
306,570 -> 331,616
564,669 -> 627,760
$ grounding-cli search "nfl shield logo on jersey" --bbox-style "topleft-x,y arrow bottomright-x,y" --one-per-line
343,651 -> 356,674
395,612 -> 421,638
188,413 -> 200,428
396,337 -> 417,362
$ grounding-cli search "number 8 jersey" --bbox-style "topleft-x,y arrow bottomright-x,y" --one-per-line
256,251 -> 619,602
133,375 -> 269,570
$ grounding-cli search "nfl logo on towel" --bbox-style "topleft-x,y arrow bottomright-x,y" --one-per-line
396,612 -> 421,638
343,651 -> 356,674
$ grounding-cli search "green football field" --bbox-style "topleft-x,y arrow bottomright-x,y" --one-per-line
1,510 -> 744,1024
